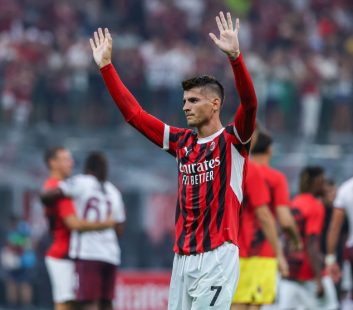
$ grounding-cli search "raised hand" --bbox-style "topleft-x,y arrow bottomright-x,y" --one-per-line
209,12 -> 240,60
90,28 -> 112,69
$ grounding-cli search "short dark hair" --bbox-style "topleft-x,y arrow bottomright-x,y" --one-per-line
299,166 -> 324,193
84,151 -> 108,182
252,131 -> 273,154
182,75 -> 224,104
44,146 -> 66,168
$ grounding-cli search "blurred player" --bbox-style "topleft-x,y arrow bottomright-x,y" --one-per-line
251,130 -> 302,250
43,152 -> 126,310
42,147 -> 115,310
279,166 -> 338,310
90,11 -> 257,309
326,176 -> 353,302
232,161 -> 288,309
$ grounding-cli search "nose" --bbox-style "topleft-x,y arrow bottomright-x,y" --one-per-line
183,101 -> 191,112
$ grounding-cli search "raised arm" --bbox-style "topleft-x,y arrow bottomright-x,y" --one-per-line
209,12 -> 257,143
90,28 -> 166,148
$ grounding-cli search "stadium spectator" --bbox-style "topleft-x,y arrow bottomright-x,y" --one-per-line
0,214 -> 36,309
279,166 -> 338,310
41,147 -> 115,310
91,11 -> 257,309
0,0 -> 351,137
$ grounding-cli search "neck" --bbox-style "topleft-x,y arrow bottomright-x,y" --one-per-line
197,120 -> 223,138
50,171 -> 64,180
251,154 -> 269,165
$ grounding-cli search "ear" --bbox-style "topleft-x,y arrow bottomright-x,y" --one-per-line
212,98 -> 222,112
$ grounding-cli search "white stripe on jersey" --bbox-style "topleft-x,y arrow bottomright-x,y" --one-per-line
233,126 -> 252,145
163,125 -> 170,150
230,144 -> 245,204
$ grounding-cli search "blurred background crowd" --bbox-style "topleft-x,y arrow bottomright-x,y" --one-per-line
0,0 -> 352,139
0,0 -> 352,309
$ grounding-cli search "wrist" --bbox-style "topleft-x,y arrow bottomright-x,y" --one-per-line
325,254 -> 337,266
99,61 -> 112,69
227,51 -> 240,60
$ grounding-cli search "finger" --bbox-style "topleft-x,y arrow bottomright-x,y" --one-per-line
89,38 -> 96,50
215,16 -> 224,33
227,12 -> 233,30
94,31 -> 100,46
219,11 -> 228,30
105,28 -> 112,42
208,33 -> 218,44
98,27 -> 104,44
235,18 -> 240,33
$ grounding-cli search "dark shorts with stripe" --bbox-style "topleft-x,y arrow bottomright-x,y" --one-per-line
74,259 -> 117,301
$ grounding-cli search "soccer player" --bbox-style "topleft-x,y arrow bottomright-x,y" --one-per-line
326,176 -> 353,300
43,152 -> 126,310
90,11 -> 257,309
232,159 -> 289,310
278,166 -> 338,309
42,147 -> 115,310
251,130 -> 302,251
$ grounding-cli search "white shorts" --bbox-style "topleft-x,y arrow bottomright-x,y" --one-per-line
45,256 -> 75,303
278,276 -> 338,310
168,242 -> 239,310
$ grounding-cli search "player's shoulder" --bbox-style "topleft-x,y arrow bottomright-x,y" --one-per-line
292,193 -> 320,209
43,177 -> 59,189
247,161 -> 264,180
104,181 -> 120,193
339,177 -> 353,193
174,128 -> 196,146
64,174 -> 96,188
291,193 -> 306,206
267,166 -> 287,183
105,181 -> 122,197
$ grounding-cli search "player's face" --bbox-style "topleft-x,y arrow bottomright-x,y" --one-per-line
313,173 -> 326,197
53,150 -> 74,178
183,88 -> 219,127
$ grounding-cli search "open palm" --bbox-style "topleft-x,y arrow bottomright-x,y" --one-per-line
209,12 -> 240,59
90,28 -> 112,68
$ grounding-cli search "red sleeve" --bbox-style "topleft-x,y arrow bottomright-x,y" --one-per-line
57,198 -> 76,219
229,54 -> 257,144
246,163 -> 270,209
100,63 -> 167,148
305,201 -> 324,236
274,172 -> 290,207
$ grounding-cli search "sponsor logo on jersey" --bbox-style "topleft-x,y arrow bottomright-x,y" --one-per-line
180,157 -> 220,185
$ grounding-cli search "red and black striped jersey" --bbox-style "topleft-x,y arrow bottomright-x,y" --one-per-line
167,125 -> 250,254
100,54 -> 257,254
43,177 -> 76,258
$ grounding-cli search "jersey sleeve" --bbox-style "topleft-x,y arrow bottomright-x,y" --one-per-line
112,190 -> 126,224
59,175 -> 84,198
273,172 -> 290,207
57,198 -> 76,219
333,184 -> 348,210
229,54 -> 257,144
100,63 -> 185,155
246,164 -> 270,209
305,202 -> 324,236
